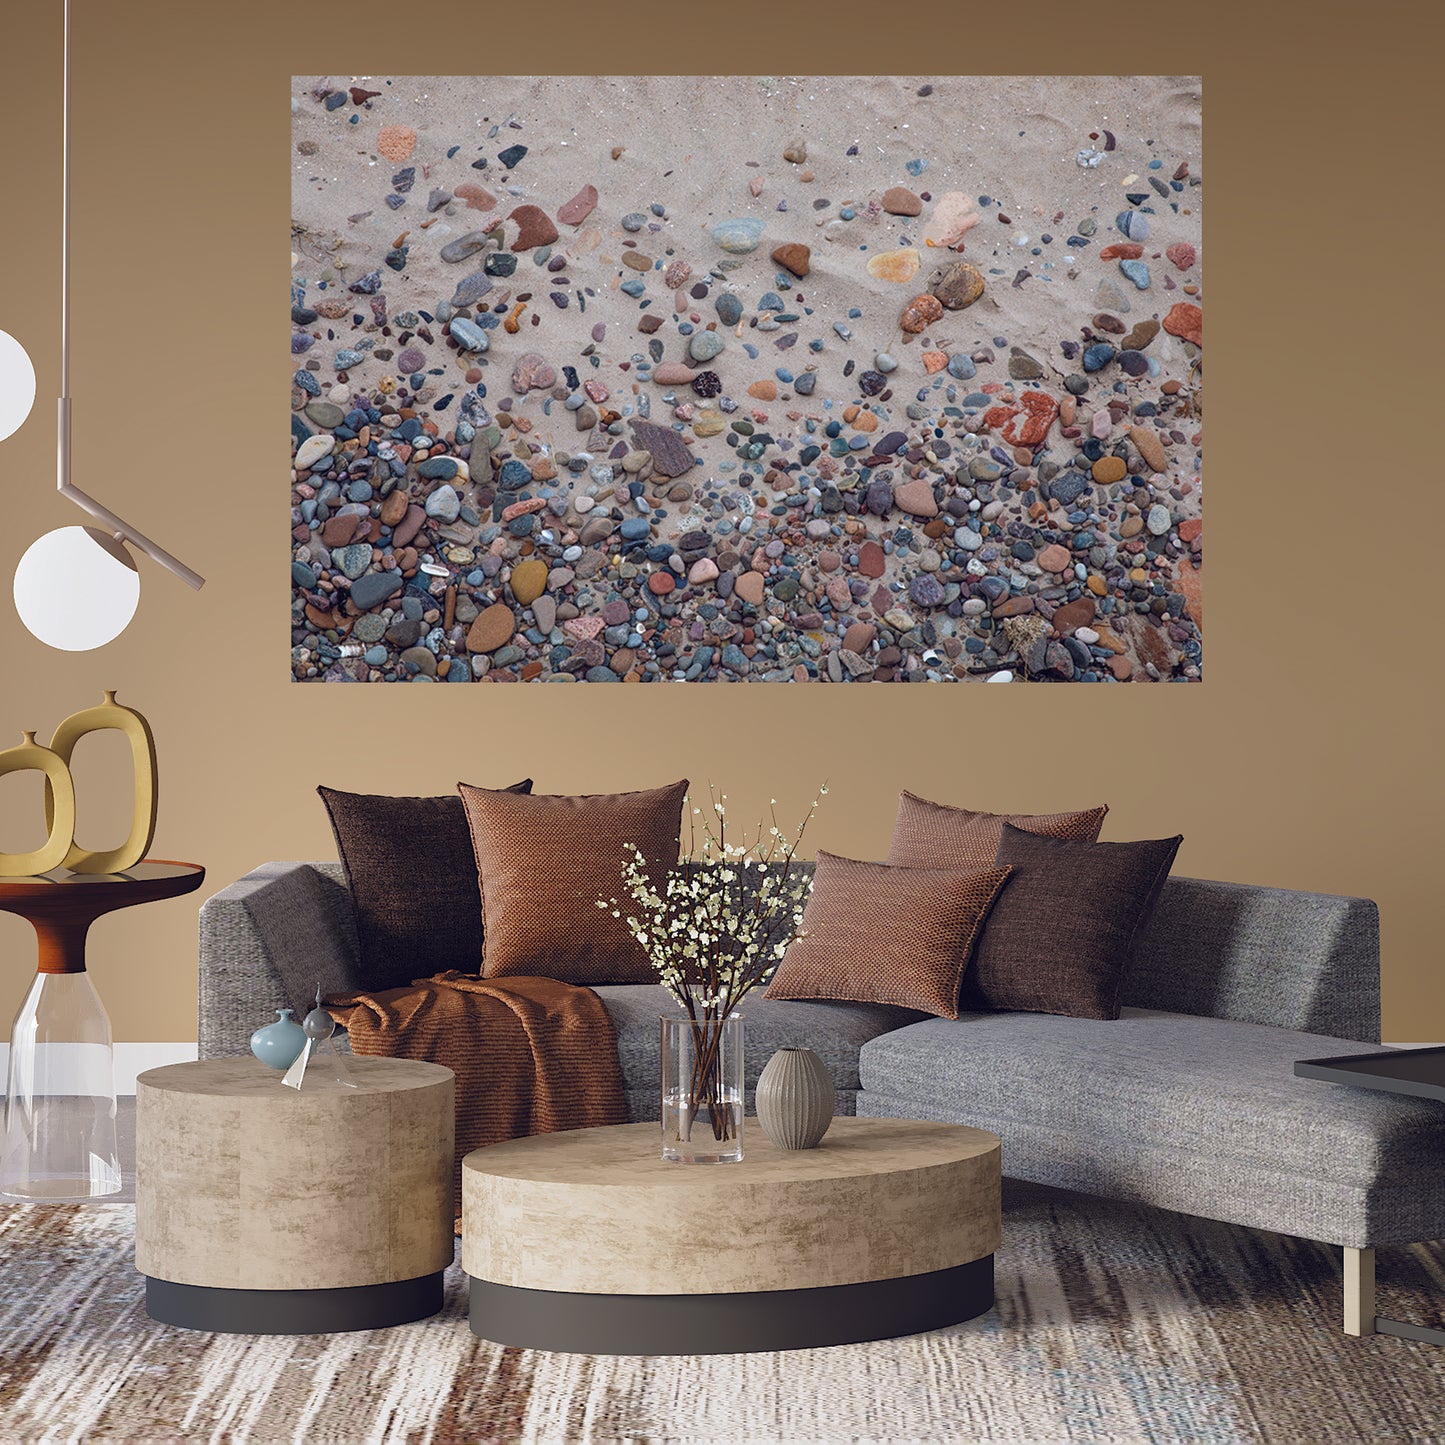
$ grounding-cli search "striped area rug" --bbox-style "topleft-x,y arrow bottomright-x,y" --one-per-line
1,1183 -> 1443,1443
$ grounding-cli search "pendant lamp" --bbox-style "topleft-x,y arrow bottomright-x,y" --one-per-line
10,0 -> 204,651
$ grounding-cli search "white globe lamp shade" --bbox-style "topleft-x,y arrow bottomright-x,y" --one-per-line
13,526 -> 141,651
0,330 -> 37,443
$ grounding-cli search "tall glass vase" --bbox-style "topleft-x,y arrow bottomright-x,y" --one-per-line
660,1014 -> 743,1164
1,971 -> 121,1200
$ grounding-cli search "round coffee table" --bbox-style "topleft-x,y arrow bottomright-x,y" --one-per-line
136,1055 -> 455,1334
462,1116 -> 1000,1354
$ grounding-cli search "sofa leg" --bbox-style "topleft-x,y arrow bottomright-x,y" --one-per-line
1343,1246 -> 1375,1336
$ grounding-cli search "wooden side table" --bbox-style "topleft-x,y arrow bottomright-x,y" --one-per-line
136,1055 -> 455,1333
0,860 -> 204,1201
463,1116 -> 1001,1354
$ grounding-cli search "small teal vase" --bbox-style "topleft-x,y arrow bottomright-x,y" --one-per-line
250,1009 -> 307,1070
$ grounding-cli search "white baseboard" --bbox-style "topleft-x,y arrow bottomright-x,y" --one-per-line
0,1042 -> 198,1095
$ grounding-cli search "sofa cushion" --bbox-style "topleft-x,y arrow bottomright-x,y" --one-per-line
318,781 -> 532,989
886,791 -> 1108,870
964,824 -> 1182,1019
458,781 -> 687,985
857,1009 -> 1445,1246
594,984 -> 925,1095
765,852 -> 1012,1018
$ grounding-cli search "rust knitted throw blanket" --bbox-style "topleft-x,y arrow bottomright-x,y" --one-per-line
326,972 -> 628,1215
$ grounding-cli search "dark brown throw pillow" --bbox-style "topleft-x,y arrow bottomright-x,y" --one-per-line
458,780 -> 687,985
318,781 -> 533,990
964,822 -> 1183,1020
887,791 -> 1109,870
765,852 -> 1013,1020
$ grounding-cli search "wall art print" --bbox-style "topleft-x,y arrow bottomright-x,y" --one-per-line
290,75 -> 1201,684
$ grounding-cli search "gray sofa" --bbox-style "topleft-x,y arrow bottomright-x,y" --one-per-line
199,862 -> 1445,1333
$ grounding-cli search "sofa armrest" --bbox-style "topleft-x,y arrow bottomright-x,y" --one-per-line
198,862 -> 360,1058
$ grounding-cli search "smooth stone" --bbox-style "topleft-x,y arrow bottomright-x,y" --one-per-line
881,186 -> 923,216
1119,259 -> 1151,290
440,232 -> 489,263
509,558 -> 548,606
425,485 -> 461,523
348,570 -> 403,611
734,572 -> 767,605
1037,543 -> 1071,573
304,400 -> 345,429
558,184 -> 599,227
932,261 -> 985,310
1128,425 -> 1169,473
689,330 -> 726,362
771,243 -> 811,278
894,479 -> 938,518
711,218 -> 766,254
449,317 -> 489,353
866,248 -> 920,285
509,204 -> 559,251
1146,504 -> 1172,536
466,601 -> 516,653
715,292 -> 744,326
294,434 -> 335,471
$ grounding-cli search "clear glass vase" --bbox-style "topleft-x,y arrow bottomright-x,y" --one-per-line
660,1013 -> 743,1164
1,972 -> 121,1200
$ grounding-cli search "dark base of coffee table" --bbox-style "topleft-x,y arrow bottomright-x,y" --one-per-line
469,1255 -> 993,1355
145,1271 -> 444,1334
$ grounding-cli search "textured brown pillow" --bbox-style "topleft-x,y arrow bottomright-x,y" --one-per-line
458,780 -> 687,984
886,791 -> 1109,870
964,822 -> 1183,1020
318,782 -> 533,990
765,851 -> 1013,1020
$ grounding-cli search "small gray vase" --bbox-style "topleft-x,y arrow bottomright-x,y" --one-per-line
755,1046 -> 834,1150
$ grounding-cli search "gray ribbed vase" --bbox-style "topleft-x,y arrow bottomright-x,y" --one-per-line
755,1047 -> 835,1150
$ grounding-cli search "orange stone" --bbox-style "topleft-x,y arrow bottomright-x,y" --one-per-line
982,390 -> 1059,448
865,247 -> 921,284
771,243 -> 811,278
1092,455 -> 1128,484
922,351 -> 949,374
900,294 -> 944,333
852,409 -> 879,433
1163,302 -> 1203,348
376,125 -> 416,163
1178,517 -> 1202,543
1172,564 -> 1202,631
747,379 -> 778,401
454,183 -> 496,212
1099,242 -> 1144,260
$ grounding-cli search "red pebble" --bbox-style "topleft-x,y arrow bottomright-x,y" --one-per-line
1166,241 -> 1197,271
647,572 -> 676,596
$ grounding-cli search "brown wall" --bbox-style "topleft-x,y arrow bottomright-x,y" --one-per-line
1,0 -> 1439,1043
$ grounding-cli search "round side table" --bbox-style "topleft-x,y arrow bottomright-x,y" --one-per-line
136,1055 -> 455,1334
0,860 -> 204,1201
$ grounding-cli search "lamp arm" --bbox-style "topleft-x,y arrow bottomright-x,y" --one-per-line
56,400 -> 206,591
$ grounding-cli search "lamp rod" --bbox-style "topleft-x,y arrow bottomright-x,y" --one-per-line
55,0 -> 205,592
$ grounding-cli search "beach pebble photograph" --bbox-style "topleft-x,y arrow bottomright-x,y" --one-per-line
289,74 -> 1202,683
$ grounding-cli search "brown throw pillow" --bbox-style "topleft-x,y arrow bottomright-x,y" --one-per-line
964,822 -> 1183,1020
318,782 -> 533,990
458,780 -> 688,985
886,791 -> 1109,870
765,851 -> 1013,1020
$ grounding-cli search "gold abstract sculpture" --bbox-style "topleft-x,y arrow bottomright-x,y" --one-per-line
0,690 -> 157,878
0,733 -> 77,876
